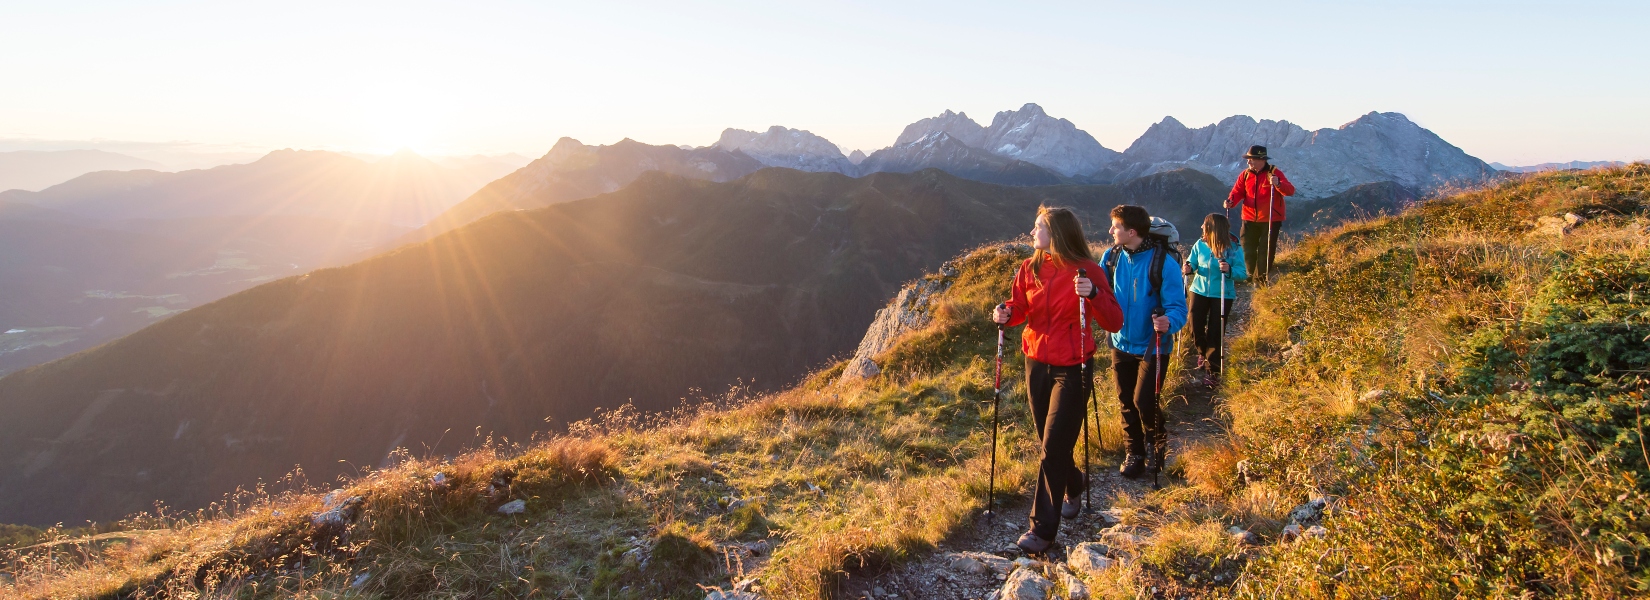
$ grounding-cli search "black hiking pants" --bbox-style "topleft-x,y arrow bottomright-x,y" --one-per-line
1240,219 -> 1283,283
1188,293 -> 1235,376
1112,349 -> 1168,456
1024,356 -> 1092,540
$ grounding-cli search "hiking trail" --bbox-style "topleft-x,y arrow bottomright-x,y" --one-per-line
834,294 -> 1253,600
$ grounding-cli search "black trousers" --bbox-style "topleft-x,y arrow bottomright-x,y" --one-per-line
1112,349 -> 1168,456
1024,356 -> 1092,540
1240,219 -> 1283,283
1188,293 -> 1235,375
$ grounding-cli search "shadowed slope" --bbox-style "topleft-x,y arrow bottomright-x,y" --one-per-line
0,167 -> 1221,525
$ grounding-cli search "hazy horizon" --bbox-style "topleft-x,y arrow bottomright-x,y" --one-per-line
4,1 -> 1647,166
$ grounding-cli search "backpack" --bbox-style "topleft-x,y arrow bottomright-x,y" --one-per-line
1104,217 -> 1184,305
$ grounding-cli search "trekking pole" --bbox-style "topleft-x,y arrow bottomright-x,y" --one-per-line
1266,171 -> 1278,283
1151,307 -> 1166,491
1077,269 -> 1091,512
986,312 -> 1005,519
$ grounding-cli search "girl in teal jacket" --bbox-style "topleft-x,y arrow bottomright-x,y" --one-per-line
1183,213 -> 1247,382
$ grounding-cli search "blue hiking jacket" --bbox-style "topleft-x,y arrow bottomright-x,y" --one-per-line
1186,239 -> 1247,300
1100,244 -> 1188,356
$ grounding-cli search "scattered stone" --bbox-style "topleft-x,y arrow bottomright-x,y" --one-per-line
1281,523 -> 1303,541
947,551 -> 1014,575
497,499 -> 527,515
1534,214 -> 1586,237
311,494 -> 364,527
1067,542 -> 1115,576
351,572 -> 370,589
1228,526 -> 1260,546
1359,389 -> 1394,403
998,567 -> 1053,600
726,495 -> 766,512
1099,525 -> 1143,547
1054,564 -> 1089,600
1306,525 -> 1328,539
431,472 -> 449,488
744,539 -> 772,556
1287,498 -> 1327,525
1096,508 -> 1124,526
873,587 -> 887,596
1012,557 -> 1040,570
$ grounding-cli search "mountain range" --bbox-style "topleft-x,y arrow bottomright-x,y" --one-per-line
1489,160 -> 1630,173
0,150 -> 499,376
400,105 -> 1500,241
1101,112 -> 1496,198
0,167 -> 1229,525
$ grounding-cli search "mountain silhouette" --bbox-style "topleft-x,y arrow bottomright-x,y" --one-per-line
0,149 -> 164,192
0,167 -> 1225,525
0,149 -> 492,376
415,137 -> 764,238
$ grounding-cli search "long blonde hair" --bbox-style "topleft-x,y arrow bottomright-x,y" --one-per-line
1202,213 -> 1231,258
1031,206 -> 1093,277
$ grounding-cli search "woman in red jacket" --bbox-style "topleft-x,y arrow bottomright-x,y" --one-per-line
992,206 -> 1123,553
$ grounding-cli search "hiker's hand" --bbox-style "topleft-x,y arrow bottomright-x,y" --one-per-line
993,304 -> 1011,324
1219,260 -> 1230,273
1182,263 -> 1194,276
1073,275 -> 1093,298
1153,315 -> 1170,332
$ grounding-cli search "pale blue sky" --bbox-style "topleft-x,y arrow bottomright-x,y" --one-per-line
1,0 -> 1645,165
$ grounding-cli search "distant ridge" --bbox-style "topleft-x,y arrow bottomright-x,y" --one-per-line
0,149 -> 163,192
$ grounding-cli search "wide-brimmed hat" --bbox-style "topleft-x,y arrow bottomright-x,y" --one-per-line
1242,145 -> 1269,160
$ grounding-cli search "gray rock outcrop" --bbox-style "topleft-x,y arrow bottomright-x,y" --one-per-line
839,275 -> 953,381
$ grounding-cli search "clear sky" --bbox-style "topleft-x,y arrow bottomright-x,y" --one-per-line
2,0 -> 1645,165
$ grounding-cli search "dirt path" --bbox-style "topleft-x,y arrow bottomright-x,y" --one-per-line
836,295 -> 1253,600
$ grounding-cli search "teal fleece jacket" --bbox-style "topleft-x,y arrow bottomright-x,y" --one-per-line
1186,239 -> 1247,299
1099,243 -> 1187,356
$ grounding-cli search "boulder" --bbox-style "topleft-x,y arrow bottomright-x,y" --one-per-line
999,567 -> 1053,600
1066,542 -> 1115,576
1228,526 -> 1260,546
497,499 -> 526,515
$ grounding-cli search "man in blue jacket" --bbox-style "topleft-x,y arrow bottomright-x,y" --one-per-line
1100,205 -> 1188,480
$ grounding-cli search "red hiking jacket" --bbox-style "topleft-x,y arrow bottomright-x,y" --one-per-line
1003,255 -> 1124,367
1225,166 -> 1296,222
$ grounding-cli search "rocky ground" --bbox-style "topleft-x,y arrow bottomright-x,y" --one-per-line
827,296 -> 1251,600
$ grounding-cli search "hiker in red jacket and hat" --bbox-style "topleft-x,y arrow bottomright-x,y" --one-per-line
1225,145 -> 1295,283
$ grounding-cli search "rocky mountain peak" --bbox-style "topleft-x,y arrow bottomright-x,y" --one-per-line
982,103 -> 1119,177
894,109 -> 987,148
710,125 -> 855,175
847,149 -> 867,165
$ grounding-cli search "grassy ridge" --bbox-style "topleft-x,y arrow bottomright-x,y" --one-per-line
1136,164 -> 1649,598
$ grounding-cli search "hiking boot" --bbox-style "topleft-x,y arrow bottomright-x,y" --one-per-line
1016,531 -> 1052,554
1119,453 -> 1145,479
1061,497 -> 1081,519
